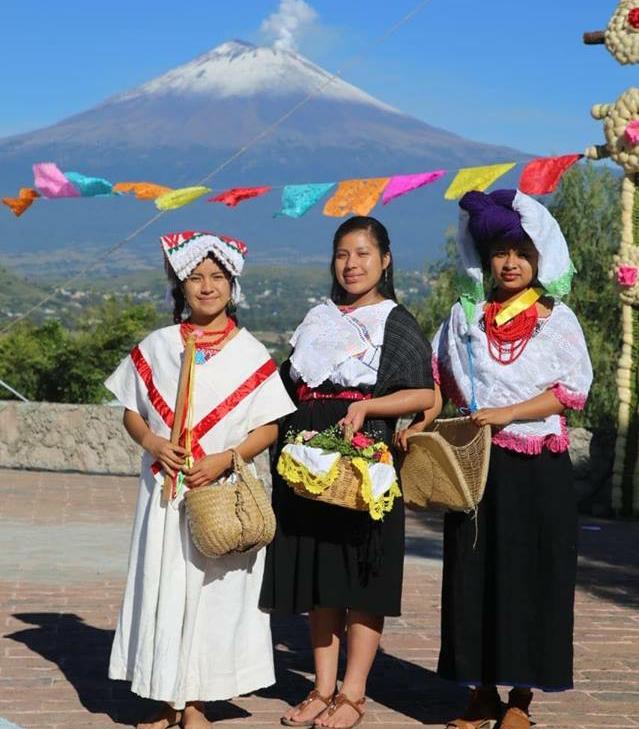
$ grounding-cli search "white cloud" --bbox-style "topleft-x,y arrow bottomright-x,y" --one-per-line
260,0 -> 318,52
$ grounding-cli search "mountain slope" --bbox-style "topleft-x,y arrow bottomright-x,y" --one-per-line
0,41 -> 529,268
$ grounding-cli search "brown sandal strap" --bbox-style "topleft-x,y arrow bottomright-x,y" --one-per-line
446,720 -> 491,729
326,693 -> 365,719
299,689 -> 333,710
500,706 -> 531,729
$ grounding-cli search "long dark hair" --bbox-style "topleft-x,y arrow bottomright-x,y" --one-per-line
330,216 -> 397,305
168,253 -> 237,324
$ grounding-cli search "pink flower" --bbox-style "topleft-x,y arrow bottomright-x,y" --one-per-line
302,430 -> 318,441
626,120 -> 639,146
351,432 -> 374,449
617,264 -> 639,287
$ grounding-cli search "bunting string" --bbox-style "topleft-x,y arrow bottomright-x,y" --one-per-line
2,154 -> 584,220
0,0 -> 434,335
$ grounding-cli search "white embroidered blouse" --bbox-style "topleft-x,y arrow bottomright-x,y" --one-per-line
289,299 -> 397,388
432,300 -> 593,454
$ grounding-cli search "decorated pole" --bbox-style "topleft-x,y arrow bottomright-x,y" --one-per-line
584,2 -> 639,514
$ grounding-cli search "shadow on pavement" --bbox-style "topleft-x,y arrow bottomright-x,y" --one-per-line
576,519 -> 639,609
262,612 -> 467,725
6,613 -> 249,725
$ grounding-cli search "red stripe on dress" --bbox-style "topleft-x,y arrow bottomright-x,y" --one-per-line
130,345 -> 174,428
190,359 -> 277,446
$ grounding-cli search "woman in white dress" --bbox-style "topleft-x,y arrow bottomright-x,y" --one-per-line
105,230 -> 295,729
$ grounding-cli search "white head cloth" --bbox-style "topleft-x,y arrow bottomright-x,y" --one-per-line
456,190 -> 575,328
160,230 -> 247,303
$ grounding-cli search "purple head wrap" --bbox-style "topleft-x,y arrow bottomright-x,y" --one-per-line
460,189 -> 529,252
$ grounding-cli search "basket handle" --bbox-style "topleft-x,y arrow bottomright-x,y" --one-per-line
343,424 -> 354,444
229,449 -> 268,511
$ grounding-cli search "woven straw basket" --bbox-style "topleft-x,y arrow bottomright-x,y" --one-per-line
185,451 -> 276,558
287,425 -> 368,511
400,417 -> 491,512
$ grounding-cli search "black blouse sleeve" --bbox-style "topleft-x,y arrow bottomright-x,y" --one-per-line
374,305 -> 434,397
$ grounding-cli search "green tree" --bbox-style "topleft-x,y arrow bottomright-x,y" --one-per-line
550,164 -> 621,431
0,299 -> 160,403
412,163 -> 621,432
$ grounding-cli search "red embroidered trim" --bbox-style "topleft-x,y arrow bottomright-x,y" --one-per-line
296,383 -> 372,402
189,359 -> 277,452
432,354 -> 441,386
130,345 -> 174,428
437,361 -> 467,410
133,346 -> 276,471
552,383 -> 587,411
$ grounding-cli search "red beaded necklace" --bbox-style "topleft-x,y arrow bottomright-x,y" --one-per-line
484,298 -> 538,365
180,318 -> 236,362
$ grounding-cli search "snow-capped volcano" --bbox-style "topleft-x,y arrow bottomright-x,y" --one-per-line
113,40 -> 397,113
0,41 -> 529,267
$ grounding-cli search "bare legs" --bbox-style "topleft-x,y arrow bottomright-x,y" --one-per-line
282,607 -> 383,728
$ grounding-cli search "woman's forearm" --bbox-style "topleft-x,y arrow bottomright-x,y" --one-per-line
366,388 -> 435,419
509,389 -> 564,421
411,384 -> 444,426
233,423 -> 278,462
123,409 -> 154,450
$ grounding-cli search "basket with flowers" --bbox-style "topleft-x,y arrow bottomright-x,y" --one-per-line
276,424 -> 400,520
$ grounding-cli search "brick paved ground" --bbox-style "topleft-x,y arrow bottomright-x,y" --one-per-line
0,469 -> 638,729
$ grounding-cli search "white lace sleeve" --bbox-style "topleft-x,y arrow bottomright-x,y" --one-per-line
549,306 -> 593,410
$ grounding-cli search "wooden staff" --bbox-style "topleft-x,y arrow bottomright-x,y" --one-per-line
162,335 -> 196,504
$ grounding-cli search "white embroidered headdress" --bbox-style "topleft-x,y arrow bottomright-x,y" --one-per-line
160,230 -> 247,303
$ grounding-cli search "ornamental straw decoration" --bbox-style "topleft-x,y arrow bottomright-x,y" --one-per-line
585,7 -> 639,513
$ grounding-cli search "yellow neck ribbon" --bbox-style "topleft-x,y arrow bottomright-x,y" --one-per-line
494,287 -> 543,327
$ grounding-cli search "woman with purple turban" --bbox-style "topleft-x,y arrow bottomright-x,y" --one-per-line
397,190 -> 593,729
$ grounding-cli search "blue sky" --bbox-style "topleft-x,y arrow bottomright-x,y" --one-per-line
0,0 -> 633,156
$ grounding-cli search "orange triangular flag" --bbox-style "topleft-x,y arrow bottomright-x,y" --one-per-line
323,178 -> 389,217
113,182 -> 173,200
2,187 -> 40,217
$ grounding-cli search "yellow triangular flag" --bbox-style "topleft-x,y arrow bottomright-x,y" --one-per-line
155,186 -> 211,211
444,163 -> 516,200
323,178 -> 389,217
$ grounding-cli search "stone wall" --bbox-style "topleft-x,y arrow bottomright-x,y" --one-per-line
0,400 -> 271,480
0,401 -> 612,513
0,401 -> 141,475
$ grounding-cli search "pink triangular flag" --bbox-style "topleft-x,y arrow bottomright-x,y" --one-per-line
33,162 -> 80,198
382,170 -> 446,204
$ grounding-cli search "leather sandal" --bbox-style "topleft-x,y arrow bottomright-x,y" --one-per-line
446,687 -> 502,729
314,693 -> 365,729
499,706 -> 533,729
281,689 -> 334,727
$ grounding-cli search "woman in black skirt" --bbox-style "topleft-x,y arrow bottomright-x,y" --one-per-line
397,190 -> 593,729
260,216 -> 434,729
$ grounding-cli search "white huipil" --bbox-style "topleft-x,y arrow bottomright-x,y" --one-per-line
105,325 -> 295,708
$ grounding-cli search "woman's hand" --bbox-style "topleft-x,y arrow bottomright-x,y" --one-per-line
394,418 -> 432,452
141,433 -> 187,477
470,406 -> 516,428
339,400 -> 369,433
184,451 -> 233,489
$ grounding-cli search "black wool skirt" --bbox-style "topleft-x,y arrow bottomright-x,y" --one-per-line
259,397 -> 405,617
437,445 -> 577,691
